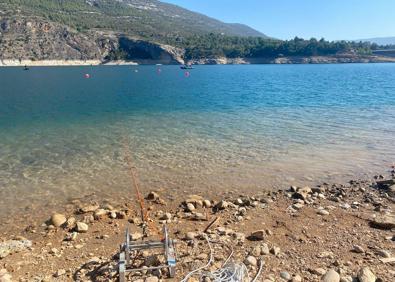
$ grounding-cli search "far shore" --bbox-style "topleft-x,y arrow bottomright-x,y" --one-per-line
1,55 -> 395,67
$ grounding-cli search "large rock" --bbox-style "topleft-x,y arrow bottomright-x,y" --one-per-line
357,267 -> 376,282
321,269 -> 340,282
369,214 -> 395,230
51,213 -> 67,227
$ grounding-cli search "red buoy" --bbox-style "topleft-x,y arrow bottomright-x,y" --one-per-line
84,73 -> 90,79
184,71 -> 190,77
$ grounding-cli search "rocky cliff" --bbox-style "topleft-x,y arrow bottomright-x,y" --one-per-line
0,16 -> 185,65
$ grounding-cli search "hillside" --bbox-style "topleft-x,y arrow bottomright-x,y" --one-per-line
0,0 -> 266,40
0,1 -> 394,64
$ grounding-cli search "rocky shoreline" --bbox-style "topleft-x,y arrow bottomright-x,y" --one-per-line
1,55 -> 395,67
0,169 -> 394,281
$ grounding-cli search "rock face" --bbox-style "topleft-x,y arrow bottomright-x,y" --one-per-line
0,17 -> 184,64
0,17 -> 107,61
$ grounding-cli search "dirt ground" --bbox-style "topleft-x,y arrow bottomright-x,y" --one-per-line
1,171 -> 394,282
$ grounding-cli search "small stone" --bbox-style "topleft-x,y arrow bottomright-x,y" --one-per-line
131,232 -> 143,241
244,256 -> 257,266
318,209 -> 330,216
203,200 -> 211,208
357,267 -> 376,282
376,249 -> 391,258
270,246 -> 280,256
261,243 -> 270,255
312,268 -> 327,276
249,230 -> 265,241
292,275 -> 302,282
340,276 -> 353,282
186,203 -> 196,212
55,269 -> 66,277
280,271 -> 291,280
251,246 -> 261,256
185,232 -> 197,240
51,213 -> 66,227
79,204 -> 99,213
352,245 -> 365,253
94,209 -> 108,220
66,217 -> 76,229
65,232 -> 78,241
214,200 -> 228,210
321,269 -> 340,282
146,192 -> 160,201
160,213 -> 172,220
76,222 -> 88,233
292,203 -> 304,210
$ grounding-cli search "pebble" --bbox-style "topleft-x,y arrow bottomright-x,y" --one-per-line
376,249 -> 391,258
55,269 -> 66,277
76,222 -> 89,233
261,243 -> 270,255
249,230 -> 265,241
340,276 -> 353,282
292,275 -> 302,282
318,209 -> 330,216
270,246 -> 281,256
352,245 -> 365,253
313,268 -> 327,276
146,192 -> 160,201
357,267 -> 376,282
185,232 -> 197,240
186,203 -> 196,212
321,269 -> 340,282
131,232 -> 143,241
244,256 -> 257,266
203,200 -> 212,208
51,213 -> 67,227
280,271 -> 291,280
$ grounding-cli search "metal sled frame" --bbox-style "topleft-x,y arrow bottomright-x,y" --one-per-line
118,225 -> 176,282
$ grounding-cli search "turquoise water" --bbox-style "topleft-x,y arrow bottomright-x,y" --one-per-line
1,64 -> 395,217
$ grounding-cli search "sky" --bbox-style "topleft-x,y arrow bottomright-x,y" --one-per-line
161,0 -> 395,41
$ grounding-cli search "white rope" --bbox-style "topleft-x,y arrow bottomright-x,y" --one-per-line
180,234 -> 214,282
180,235 -> 264,282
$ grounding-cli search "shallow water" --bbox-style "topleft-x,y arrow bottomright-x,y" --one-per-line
0,64 -> 395,219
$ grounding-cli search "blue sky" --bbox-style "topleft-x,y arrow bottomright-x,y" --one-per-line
161,0 -> 395,40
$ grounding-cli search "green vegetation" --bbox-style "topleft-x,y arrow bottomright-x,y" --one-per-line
164,34 -> 377,59
0,0 -> 391,60
0,0 -> 265,41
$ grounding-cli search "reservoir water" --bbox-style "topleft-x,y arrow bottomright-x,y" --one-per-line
1,64 -> 395,220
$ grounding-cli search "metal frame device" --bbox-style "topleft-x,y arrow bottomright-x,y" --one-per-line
118,225 -> 177,282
